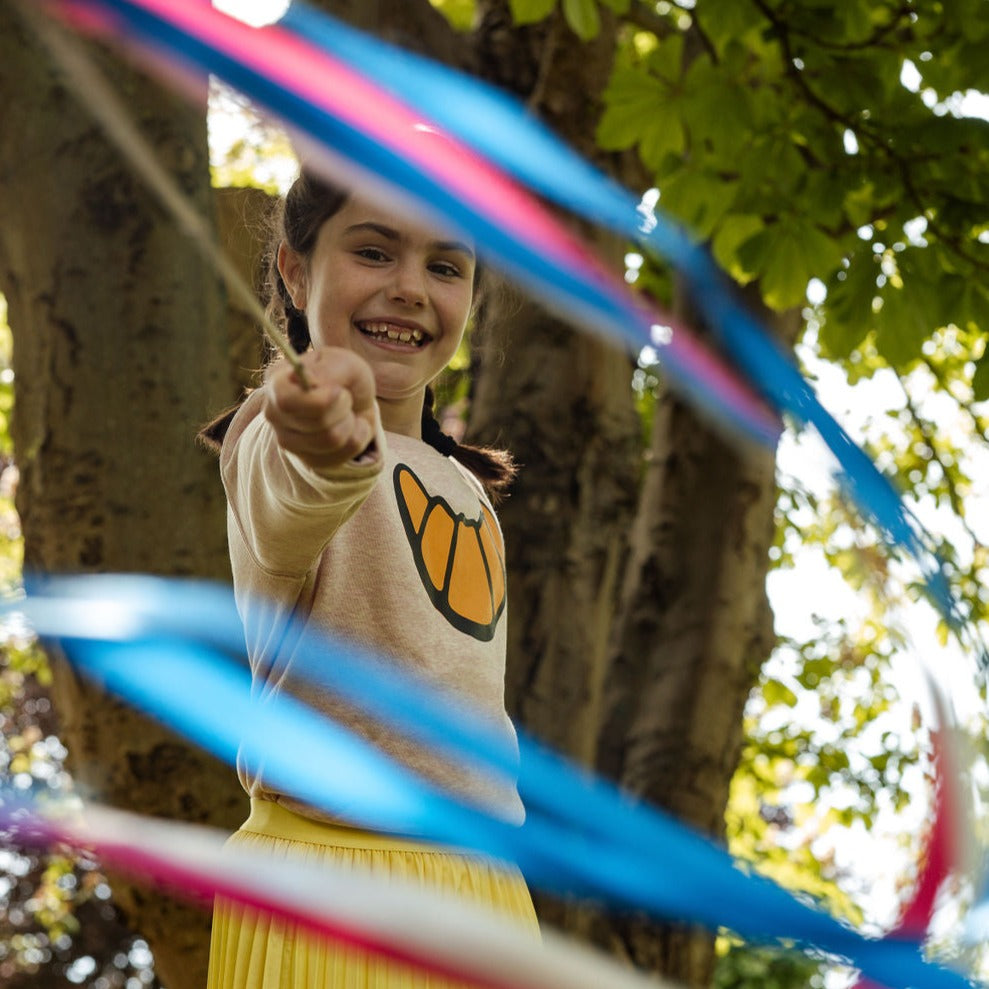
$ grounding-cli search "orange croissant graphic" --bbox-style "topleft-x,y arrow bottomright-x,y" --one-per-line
393,465 -> 506,641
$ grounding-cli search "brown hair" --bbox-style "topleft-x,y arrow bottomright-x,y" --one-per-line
198,171 -> 516,502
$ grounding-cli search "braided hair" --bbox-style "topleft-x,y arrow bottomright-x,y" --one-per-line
199,172 -> 516,503
421,386 -> 516,503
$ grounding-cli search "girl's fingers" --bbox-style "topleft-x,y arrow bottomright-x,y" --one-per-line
271,406 -> 361,456
264,348 -> 379,467
275,383 -> 354,434
270,350 -> 371,414
271,416 -> 373,468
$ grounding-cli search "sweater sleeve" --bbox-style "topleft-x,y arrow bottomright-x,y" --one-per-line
220,390 -> 386,577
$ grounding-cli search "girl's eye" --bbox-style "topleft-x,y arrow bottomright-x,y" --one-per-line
356,247 -> 390,262
430,261 -> 462,278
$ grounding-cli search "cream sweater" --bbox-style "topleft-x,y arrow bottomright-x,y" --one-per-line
221,388 -> 524,828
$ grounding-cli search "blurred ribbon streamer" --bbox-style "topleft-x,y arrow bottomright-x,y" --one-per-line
36,0 -> 971,640
0,797 -> 676,989
3,575 -> 972,989
35,0 -> 779,448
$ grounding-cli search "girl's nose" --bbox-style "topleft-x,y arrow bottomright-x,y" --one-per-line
388,260 -> 427,307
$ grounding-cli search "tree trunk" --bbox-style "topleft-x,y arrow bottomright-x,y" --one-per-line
469,297 -> 641,762
594,297 -> 800,987
0,8 -> 246,987
593,392 -> 777,986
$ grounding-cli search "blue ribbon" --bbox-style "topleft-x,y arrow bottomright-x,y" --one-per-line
63,0 -> 965,640
10,575 -> 973,989
278,0 -> 962,632
55,0 -> 779,448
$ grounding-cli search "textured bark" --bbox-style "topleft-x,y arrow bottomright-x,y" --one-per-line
594,394 -> 777,987
464,2 -> 644,755
313,0 -> 470,67
213,185 -> 273,394
599,401 -> 778,827
0,8 -> 246,987
594,298 -> 799,987
469,296 -> 640,762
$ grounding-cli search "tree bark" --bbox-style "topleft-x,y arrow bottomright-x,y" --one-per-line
594,298 -> 799,987
594,393 -> 777,986
0,8 -> 246,987
469,296 -> 641,763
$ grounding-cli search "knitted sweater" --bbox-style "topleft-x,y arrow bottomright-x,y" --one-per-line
221,388 -> 524,828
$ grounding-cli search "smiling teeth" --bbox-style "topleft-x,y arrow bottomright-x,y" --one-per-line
361,322 -> 425,345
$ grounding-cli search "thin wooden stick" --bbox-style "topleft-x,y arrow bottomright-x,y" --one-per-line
18,1 -> 309,386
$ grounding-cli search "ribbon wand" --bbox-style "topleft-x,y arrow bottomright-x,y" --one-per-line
17,0 -> 309,387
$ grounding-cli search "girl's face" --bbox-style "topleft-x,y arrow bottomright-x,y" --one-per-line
280,198 -> 476,419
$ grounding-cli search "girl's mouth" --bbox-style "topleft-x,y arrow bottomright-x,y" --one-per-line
357,321 -> 429,347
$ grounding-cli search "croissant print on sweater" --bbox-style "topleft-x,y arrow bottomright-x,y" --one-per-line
393,464 -> 506,642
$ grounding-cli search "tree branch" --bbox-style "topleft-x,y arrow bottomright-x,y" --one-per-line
622,1 -> 678,41
897,369 -> 985,554
526,13 -> 560,111
314,0 -> 473,71
785,1 -> 915,53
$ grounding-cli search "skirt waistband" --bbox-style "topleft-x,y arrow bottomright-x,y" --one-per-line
241,799 -> 466,856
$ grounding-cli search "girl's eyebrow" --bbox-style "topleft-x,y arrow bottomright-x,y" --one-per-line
344,221 -> 475,259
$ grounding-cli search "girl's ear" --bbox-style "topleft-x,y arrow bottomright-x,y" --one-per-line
277,242 -> 307,309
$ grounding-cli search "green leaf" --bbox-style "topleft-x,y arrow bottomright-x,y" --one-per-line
818,311 -> 871,361
712,214 -> 765,283
874,284 -> 932,369
658,168 -> 738,240
966,283 -> 989,334
735,226 -> 773,278
824,51 -> 902,115
762,678 -> 798,708
597,66 -> 684,166
936,278 -> 989,335
695,0 -> 760,57
639,113 -> 686,171
798,168 -> 853,231
819,254 -> 881,358
599,0 -> 630,12
733,131 -> 809,210
645,32 -> 685,85
562,0 -> 600,39
681,59 -> 754,156
843,182 -> 877,229
508,0 -> 557,25
737,219 -> 843,311
757,239 -> 817,310
428,0 -> 476,31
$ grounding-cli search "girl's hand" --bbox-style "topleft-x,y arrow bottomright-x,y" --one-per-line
264,348 -> 378,470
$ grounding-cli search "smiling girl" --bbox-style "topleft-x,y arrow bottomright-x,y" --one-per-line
201,171 -> 536,989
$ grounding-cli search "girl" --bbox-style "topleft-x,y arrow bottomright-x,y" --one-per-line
202,171 -> 537,989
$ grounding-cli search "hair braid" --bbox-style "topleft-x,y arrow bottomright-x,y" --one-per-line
420,388 -> 517,505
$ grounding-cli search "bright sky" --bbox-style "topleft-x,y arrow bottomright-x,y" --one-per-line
212,0 -> 290,27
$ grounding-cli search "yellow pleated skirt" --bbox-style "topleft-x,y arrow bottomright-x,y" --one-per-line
206,799 -> 539,989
